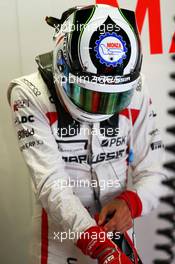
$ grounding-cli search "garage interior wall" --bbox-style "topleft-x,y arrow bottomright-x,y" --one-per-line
0,0 -> 174,263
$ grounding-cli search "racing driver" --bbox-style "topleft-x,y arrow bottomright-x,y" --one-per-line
8,4 -> 166,264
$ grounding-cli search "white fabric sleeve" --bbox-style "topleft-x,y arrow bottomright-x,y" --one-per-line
130,87 -> 168,215
10,85 -> 96,242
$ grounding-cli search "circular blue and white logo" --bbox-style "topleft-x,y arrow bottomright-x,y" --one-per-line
95,32 -> 128,67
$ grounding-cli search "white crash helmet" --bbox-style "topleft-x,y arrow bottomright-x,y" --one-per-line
49,4 -> 142,123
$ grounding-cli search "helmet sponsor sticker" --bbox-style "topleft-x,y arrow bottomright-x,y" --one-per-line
95,32 -> 128,67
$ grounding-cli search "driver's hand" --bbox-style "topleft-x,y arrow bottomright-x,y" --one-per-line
98,199 -> 133,233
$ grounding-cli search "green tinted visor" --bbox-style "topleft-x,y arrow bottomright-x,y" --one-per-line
63,83 -> 134,115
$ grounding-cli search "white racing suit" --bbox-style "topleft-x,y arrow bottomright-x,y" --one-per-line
8,72 -> 166,264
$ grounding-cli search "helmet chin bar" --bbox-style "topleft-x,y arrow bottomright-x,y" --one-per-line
54,79 -> 112,123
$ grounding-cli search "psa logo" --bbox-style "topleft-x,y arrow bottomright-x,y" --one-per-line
15,115 -> 34,125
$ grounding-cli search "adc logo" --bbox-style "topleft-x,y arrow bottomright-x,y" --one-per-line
95,32 -> 128,67
15,115 -> 34,125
